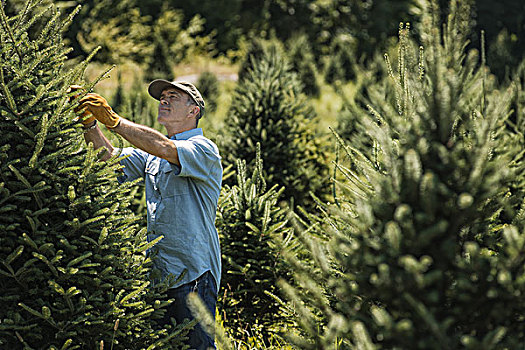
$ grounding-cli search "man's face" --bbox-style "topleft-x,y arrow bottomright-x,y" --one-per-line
158,87 -> 195,126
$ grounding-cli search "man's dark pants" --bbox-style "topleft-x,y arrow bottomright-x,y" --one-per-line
158,271 -> 217,349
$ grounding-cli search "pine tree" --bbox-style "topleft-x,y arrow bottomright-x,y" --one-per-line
287,34 -> 320,97
216,146 -> 294,341
0,2 -> 190,348
237,37 -> 268,83
335,50 -> 391,143
145,4 -> 178,81
222,44 -> 331,210
324,33 -> 357,84
281,0 -> 525,349
196,71 -> 219,114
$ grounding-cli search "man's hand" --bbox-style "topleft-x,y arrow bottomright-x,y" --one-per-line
68,85 -> 96,126
78,93 -> 121,129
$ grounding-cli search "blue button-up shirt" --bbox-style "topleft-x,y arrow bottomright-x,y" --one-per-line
116,128 -> 222,289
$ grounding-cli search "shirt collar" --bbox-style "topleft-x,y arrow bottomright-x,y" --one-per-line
170,128 -> 203,140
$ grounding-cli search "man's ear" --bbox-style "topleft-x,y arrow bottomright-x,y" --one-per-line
192,106 -> 200,117
186,106 -> 199,118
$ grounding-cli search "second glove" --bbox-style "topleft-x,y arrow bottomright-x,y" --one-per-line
78,93 -> 121,129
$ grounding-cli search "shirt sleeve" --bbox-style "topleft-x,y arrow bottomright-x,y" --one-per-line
115,147 -> 148,183
172,138 -> 221,182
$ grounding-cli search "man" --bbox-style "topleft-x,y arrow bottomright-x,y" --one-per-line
74,80 -> 222,350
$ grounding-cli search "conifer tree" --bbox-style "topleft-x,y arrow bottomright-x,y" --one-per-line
145,4 -> 179,81
75,0 -> 152,65
237,38 -> 268,83
325,33 -> 357,84
196,71 -> 219,114
335,50 -> 391,143
287,34 -> 320,97
222,44 -> 331,210
216,146 -> 294,341
0,2 -> 190,348
281,0 -> 525,349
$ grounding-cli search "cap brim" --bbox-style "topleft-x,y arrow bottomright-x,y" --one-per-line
148,79 -> 176,100
147,79 -> 205,118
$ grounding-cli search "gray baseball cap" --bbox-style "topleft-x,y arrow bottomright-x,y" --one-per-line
148,79 -> 205,118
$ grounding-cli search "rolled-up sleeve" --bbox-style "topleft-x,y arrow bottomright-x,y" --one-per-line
172,138 -> 221,181
115,147 -> 148,183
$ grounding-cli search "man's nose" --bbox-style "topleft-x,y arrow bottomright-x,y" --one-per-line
160,99 -> 169,105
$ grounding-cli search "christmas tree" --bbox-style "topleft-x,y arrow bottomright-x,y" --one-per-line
281,0 -> 525,348
287,34 -> 320,97
222,44 -> 331,211
324,33 -> 356,84
196,71 -> 219,114
216,145 -> 294,341
0,2 -> 189,348
237,38 -> 268,83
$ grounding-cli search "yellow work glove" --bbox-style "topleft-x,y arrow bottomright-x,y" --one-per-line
68,85 -> 96,126
77,93 -> 121,129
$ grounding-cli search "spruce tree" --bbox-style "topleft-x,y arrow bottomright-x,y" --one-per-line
196,71 -> 219,114
281,1 -> 525,349
75,0 -> 152,65
335,50 -> 391,143
145,4 -> 178,81
0,2 -> 190,348
222,45 -> 331,210
287,34 -> 320,97
237,38 -> 268,83
324,33 -> 357,84
216,146 -> 294,341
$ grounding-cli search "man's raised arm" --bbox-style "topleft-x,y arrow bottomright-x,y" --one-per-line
76,92 -> 180,165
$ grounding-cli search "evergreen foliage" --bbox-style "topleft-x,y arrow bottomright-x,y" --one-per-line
286,34 -> 320,97
163,0 -> 416,62
49,0 -> 213,75
75,0 -> 152,65
0,2 -> 190,348
110,74 -> 159,130
500,58 -> 525,228
8,0 -> 525,84
145,5 -> 210,80
222,44 -> 331,210
196,71 -> 219,114
216,146 -> 294,340
281,0 -> 525,349
324,33 -> 356,84
474,0 -> 525,82
237,37 -> 268,83
335,50 -> 398,158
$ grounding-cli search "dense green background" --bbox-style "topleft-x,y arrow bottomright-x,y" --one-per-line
6,0 -> 525,81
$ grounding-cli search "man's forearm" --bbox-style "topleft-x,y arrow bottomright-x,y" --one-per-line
112,118 -> 180,165
83,123 -> 115,161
